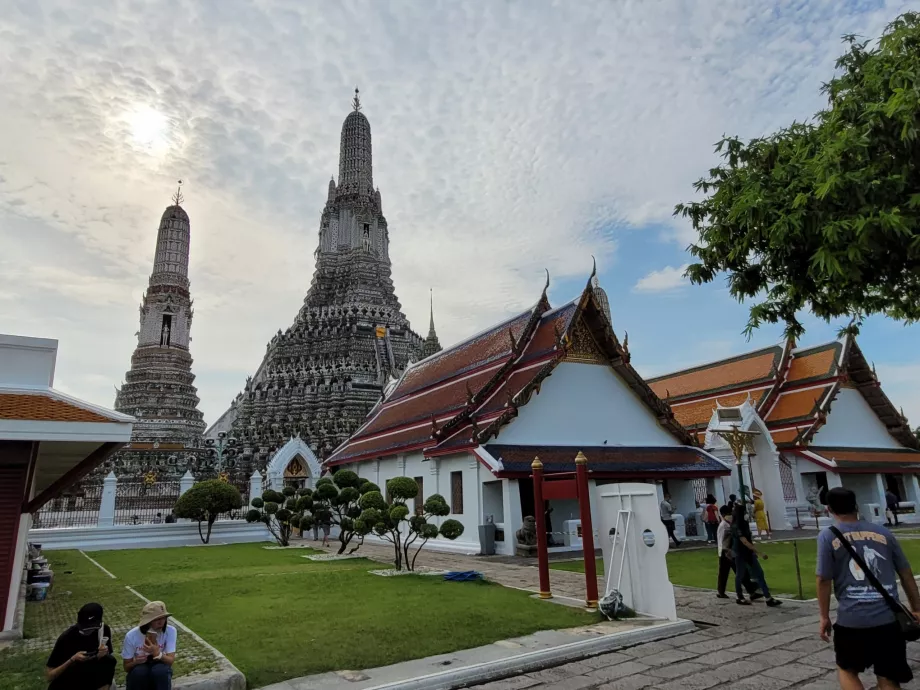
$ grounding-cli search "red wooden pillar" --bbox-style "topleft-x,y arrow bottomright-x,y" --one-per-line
575,451 -> 599,609
531,457 -> 552,599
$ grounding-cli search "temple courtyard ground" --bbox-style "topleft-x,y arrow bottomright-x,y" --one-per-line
5,537 -> 920,689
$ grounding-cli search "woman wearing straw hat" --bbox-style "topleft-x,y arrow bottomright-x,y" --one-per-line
121,601 -> 177,689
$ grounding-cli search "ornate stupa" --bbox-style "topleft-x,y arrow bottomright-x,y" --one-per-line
421,290 -> 442,359
111,186 -> 207,475
213,90 -> 425,466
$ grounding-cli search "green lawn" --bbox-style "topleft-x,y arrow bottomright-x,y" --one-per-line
0,550 -> 219,690
86,543 -> 596,688
550,539 -> 920,600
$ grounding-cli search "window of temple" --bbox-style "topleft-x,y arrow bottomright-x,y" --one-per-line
450,471 -> 463,515
160,315 -> 172,346
362,223 -> 370,237
414,476 -> 424,515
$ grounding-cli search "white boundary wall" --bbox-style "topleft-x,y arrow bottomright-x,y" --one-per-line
29,520 -> 272,552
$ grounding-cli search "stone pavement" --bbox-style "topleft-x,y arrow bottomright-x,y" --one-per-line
470,589 -> 920,690
310,541 -> 920,690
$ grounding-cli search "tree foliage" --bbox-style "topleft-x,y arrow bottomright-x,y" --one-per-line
173,479 -> 243,544
353,477 -> 464,571
915,426 -> 920,442
246,486 -> 300,546
676,12 -> 920,339
298,471 -> 380,554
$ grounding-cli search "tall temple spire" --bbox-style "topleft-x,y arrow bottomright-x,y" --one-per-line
338,87 -> 373,196
217,94 -> 424,463
113,187 -> 206,466
422,289 -> 442,358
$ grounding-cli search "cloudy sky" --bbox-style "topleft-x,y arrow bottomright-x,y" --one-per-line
2,0 -> 919,429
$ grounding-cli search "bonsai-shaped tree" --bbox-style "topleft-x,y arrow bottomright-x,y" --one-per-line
173,479 -> 243,544
354,476 -> 464,571
246,486 -> 301,546
300,471 -> 380,554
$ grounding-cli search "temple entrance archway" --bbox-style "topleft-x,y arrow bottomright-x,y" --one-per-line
266,437 -> 322,491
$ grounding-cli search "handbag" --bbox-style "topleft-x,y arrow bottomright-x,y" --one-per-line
830,526 -> 920,641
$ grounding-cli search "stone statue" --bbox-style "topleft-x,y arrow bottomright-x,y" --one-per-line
807,486 -> 823,516
516,516 -> 538,546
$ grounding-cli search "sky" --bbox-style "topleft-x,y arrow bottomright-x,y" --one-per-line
1,0 -> 918,431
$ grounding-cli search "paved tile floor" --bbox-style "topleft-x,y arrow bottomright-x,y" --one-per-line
311,541 -> 919,689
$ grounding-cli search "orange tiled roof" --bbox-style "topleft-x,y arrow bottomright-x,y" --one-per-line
765,386 -> 833,424
0,393 -> 111,423
670,390 -> 769,429
647,348 -> 781,401
786,344 -> 839,383
807,447 -> 920,470
770,428 -> 806,446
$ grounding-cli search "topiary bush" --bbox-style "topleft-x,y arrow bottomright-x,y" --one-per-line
173,479 -> 243,544
300,470 -> 380,554
247,489 -> 297,546
353,477 -> 465,571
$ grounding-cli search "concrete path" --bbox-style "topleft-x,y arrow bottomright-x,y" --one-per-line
305,541 -> 920,690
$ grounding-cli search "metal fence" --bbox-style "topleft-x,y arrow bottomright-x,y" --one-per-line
778,457 -> 798,503
114,478 -> 181,525
219,478 -> 251,521
32,478 -> 103,529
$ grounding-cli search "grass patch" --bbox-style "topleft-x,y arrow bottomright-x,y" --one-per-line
0,550 -> 219,690
550,539 -> 920,600
89,542 -> 597,688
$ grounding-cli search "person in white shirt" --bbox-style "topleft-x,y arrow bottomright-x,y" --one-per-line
716,505 -> 760,600
121,600 -> 177,689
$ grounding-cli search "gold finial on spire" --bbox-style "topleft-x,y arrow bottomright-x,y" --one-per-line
172,179 -> 184,206
353,87 -> 361,112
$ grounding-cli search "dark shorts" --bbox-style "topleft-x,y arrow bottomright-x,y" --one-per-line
834,622 -> 912,684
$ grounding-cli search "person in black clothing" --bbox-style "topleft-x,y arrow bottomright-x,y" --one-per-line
716,505 -> 761,600
730,503 -> 782,607
46,602 -> 116,690
886,489 -> 900,526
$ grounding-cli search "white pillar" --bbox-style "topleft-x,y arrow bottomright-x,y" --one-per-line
98,471 -> 117,527
827,472 -> 843,489
249,470 -> 263,504
907,475 -> 920,506
179,470 -> 195,496
790,455 -> 808,504
875,473 -> 889,516
500,479 -> 523,556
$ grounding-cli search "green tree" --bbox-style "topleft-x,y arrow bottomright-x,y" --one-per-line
676,12 -> 920,339
246,486 -> 301,546
353,477 -> 464,571
914,426 -> 920,442
300,471 -> 380,554
173,479 -> 243,544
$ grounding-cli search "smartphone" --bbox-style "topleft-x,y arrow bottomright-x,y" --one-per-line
84,650 -> 98,659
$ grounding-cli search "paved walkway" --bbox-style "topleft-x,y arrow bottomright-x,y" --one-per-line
312,540 -> 920,690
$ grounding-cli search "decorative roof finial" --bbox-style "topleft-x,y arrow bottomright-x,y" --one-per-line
352,87 -> 361,112
172,179 -> 184,206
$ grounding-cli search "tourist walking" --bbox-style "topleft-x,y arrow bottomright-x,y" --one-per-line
45,602 -> 116,690
122,600 -> 177,689
716,505 -> 760,600
886,488 -> 901,526
703,495 -> 720,544
752,489 -> 769,539
817,487 -> 920,689
321,516 -> 332,547
731,503 -> 781,607
659,492 -> 681,547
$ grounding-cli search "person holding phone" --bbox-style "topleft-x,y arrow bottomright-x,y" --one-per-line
45,602 -> 115,689
121,600 -> 177,689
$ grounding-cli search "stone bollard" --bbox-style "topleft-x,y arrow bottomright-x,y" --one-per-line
98,471 -> 117,527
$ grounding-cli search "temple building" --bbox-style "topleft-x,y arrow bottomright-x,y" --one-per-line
647,338 -> 920,528
210,91 -> 427,472
325,268 -> 731,555
111,188 -> 207,476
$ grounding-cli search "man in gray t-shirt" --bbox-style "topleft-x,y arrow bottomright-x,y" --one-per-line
817,487 -> 920,688
659,493 -> 680,548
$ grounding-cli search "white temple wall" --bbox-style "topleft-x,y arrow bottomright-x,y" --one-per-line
496,362 -> 680,447
841,473 -> 886,523
353,451 -> 486,553
811,388 -> 905,449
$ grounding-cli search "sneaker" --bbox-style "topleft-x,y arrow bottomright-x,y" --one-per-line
736,598 -> 751,605
716,593 -> 729,599
750,592 -> 765,601
766,598 -> 783,607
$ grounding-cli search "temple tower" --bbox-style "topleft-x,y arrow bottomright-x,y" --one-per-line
112,187 -> 206,474
215,91 -> 424,466
421,290 -> 442,359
